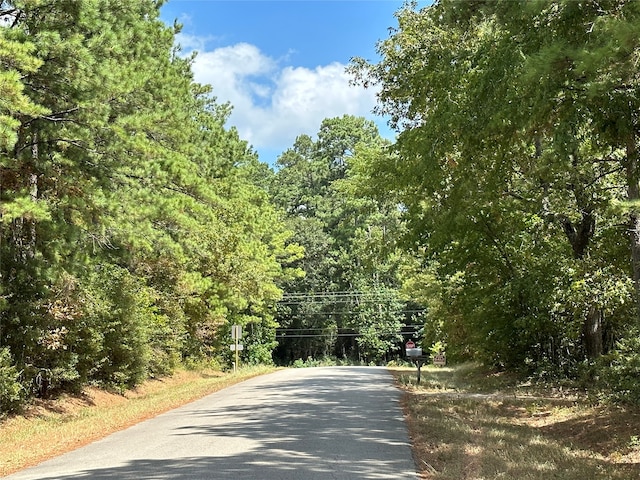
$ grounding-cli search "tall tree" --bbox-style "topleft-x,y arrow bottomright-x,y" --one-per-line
349,0 -> 639,368
1,0 -> 182,388
271,116 -> 413,364
0,0 -> 299,403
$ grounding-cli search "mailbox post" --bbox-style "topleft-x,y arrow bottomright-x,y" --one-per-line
405,340 -> 428,384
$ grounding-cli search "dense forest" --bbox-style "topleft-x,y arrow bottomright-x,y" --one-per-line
349,0 -> 640,401
0,0 -> 303,411
1,0 -> 640,412
269,115 -> 423,365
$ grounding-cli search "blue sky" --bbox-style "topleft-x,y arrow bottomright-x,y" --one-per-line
159,0 -> 423,165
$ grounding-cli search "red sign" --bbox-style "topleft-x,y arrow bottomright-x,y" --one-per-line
405,340 -> 416,349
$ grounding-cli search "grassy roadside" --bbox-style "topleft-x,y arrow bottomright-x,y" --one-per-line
390,364 -> 640,480
0,365 -> 277,477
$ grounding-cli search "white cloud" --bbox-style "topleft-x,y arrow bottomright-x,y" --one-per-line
191,43 -> 276,109
186,43 -> 383,162
175,32 -> 210,53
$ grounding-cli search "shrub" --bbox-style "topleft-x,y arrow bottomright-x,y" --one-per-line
79,265 -> 154,390
0,347 -> 24,414
600,331 -> 640,405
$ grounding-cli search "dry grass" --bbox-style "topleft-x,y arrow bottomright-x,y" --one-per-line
4,363 -> 637,479
0,366 -> 276,476
391,364 -> 640,480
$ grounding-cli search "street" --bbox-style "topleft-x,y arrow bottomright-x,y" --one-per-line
6,367 -> 418,479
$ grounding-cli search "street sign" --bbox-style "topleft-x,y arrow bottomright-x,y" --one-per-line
231,325 -> 242,340
231,325 -> 244,372
433,352 -> 446,366
405,340 -> 415,349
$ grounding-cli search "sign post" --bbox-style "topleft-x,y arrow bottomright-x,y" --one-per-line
231,325 -> 242,372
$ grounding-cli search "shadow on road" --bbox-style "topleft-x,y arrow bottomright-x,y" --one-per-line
15,367 -> 417,479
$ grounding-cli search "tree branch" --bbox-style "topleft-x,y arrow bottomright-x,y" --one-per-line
584,166 -> 625,190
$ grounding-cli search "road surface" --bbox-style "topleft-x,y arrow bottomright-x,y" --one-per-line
6,367 -> 418,479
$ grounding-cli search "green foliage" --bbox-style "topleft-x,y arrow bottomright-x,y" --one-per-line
270,116 -> 419,364
80,265 -> 154,390
349,0 -> 640,391
600,331 -> 640,405
0,347 -> 23,414
291,356 -> 353,368
350,287 -> 404,364
0,0 -> 299,407
0,25 -> 48,150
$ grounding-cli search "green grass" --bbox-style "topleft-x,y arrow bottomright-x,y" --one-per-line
394,362 -> 526,393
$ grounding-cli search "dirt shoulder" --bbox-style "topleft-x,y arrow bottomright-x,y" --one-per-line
0,366 -> 276,476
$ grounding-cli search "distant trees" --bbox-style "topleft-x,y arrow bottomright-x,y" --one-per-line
269,115 -> 421,364
350,0 -> 640,398
0,0 -> 298,410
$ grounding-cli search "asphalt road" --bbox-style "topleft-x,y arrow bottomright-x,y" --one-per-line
6,367 -> 418,479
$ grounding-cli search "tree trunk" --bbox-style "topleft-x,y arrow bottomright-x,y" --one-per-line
583,306 -> 603,359
560,210 -> 595,260
626,130 -> 640,319
558,189 -> 601,358
28,127 -> 38,259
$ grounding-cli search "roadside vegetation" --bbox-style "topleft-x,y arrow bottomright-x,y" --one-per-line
2,0 -> 640,422
391,364 -> 640,480
0,366 -> 276,477
2,3 -> 639,477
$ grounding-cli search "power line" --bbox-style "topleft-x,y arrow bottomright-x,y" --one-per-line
275,326 -> 422,339
275,332 -> 413,339
278,291 -> 419,307
274,309 -> 425,316
279,291 -> 404,301
277,325 -> 423,332
281,291 -> 399,297
276,333 -> 362,339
